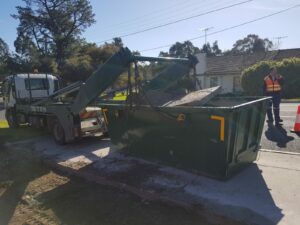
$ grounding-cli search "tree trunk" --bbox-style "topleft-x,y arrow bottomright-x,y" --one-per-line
55,41 -> 65,72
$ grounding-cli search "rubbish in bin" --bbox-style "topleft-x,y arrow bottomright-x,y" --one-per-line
163,86 -> 221,107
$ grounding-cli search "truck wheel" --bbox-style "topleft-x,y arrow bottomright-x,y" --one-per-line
102,131 -> 109,137
52,120 -> 66,145
5,109 -> 19,128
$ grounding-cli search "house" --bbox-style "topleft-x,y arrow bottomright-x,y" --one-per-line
195,48 -> 300,93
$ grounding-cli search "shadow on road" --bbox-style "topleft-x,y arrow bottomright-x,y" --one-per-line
264,123 -> 294,147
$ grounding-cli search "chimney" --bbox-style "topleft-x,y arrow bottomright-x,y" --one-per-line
195,53 -> 207,74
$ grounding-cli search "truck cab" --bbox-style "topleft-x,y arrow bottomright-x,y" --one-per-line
2,73 -> 60,127
2,73 -> 107,143
3,73 -> 59,107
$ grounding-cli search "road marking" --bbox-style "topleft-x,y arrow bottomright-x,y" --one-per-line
260,148 -> 300,156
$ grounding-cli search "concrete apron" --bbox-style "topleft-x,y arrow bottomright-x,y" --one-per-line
6,137 -> 300,225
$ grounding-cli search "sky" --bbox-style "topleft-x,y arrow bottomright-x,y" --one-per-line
0,0 -> 300,56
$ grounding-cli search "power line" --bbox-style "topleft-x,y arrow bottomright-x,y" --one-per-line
100,0 -> 197,30
140,4 -> 300,53
96,0 -> 253,44
99,0 -> 236,35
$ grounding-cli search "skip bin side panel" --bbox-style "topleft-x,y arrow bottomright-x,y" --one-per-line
104,105 -> 228,179
102,97 -> 269,180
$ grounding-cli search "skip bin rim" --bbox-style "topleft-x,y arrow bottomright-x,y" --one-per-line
99,96 -> 271,111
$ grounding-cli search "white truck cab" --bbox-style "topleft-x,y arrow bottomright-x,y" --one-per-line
3,73 -> 59,108
2,73 -> 60,127
2,73 -> 107,143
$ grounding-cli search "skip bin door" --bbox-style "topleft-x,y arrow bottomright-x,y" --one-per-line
234,107 -> 261,163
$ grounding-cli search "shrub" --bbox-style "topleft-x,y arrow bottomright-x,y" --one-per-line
241,57 -> 300,98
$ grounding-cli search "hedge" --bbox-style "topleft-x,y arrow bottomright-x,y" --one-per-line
241,57 -> 300,98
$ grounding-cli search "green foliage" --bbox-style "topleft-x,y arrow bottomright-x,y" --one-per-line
62,55 -> 93,81
0,38 -> 9,62
13,0 -> 95,69
200,41 -> 222,56
160,41 -> 200,58
61,42 -> 120,81
241,57 -> 300,98
112,37 -> 123,48
159,40 -> 221,57
231,34 -> 273,54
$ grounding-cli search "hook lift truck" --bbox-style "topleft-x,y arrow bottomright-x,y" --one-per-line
2,48 -> 197,144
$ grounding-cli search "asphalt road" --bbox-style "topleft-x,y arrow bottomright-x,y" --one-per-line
260,102 -> 300,153
0,100 -> 299,152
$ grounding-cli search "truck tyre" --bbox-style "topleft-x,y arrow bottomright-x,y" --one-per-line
102,131 -> 109,137
5,109 -> 19,128
52,120 -> 66,145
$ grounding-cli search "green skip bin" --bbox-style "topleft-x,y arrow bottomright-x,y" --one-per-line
101,96 -> 270,180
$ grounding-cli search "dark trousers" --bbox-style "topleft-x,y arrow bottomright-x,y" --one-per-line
266,93 -> 281,123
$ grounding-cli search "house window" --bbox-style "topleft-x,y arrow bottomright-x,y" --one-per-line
210,77 -> 218,87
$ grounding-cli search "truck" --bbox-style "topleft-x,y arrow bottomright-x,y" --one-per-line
2,48 -> 197,144
2,73 -> 107,144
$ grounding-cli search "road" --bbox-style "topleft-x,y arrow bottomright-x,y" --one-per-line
0,101 -> 299,152
260,102 -> 300,153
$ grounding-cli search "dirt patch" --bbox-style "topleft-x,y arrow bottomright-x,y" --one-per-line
0,143 -> 244,225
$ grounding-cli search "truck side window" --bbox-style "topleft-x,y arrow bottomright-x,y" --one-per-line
25,78 -> 49,90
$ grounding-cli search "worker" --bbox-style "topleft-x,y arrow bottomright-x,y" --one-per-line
263,67 -> 284,126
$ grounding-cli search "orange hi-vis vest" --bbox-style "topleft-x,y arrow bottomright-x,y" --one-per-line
264,75 -> 282,92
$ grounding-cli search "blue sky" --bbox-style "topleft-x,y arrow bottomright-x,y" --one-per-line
0,0 -> 300,56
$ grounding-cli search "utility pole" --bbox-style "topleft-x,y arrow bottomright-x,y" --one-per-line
200,27 -> 214,45
273,36 -> 288,49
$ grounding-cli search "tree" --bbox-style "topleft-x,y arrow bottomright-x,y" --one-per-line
199,41 -> 222,56
200,43 -> 212,55
112,37 -> 123,48
231,34 -> 273,54
0,38 -> 10,77
132,50 -> 141,56
0,38 -> 9,62
158,51 -> 169,57
161,41 -> 200,58
12,0 -> 95,70
62,42 -> 120,81
212,41 -> 222,55
159,40 -> 221,58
